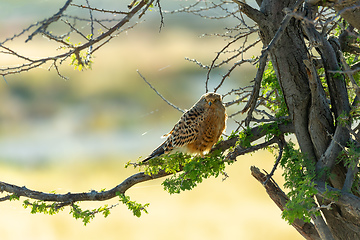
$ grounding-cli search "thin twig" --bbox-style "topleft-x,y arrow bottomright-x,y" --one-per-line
156,0 -> 165,32
206,34 -> 244,92
70,3 -> 128,14
263,136 -> 285,185
0,0 -> 149,77
242,52 -> 268,126
85,0 -> 94,64
26,0 -> 73,42
137,70 -> 185,113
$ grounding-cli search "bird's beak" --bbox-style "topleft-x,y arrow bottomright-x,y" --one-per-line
208,101 -> 212,106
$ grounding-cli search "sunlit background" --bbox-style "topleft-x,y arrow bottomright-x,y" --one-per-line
0,0 -> 303,239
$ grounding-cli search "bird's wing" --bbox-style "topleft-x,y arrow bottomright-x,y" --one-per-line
142,107 -> 204,162
167,106 -> 204,148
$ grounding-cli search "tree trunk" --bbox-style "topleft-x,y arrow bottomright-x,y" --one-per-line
245,0 -> 359,238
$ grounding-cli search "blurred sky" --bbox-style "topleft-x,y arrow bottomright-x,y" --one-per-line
0,1 -> 303,240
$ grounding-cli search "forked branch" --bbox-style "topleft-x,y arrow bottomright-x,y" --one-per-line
0,0 -> 151,78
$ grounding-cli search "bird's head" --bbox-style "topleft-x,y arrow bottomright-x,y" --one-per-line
200,92 -> 224,110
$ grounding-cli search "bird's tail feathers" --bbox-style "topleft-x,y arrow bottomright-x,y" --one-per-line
141,143 -> 166,163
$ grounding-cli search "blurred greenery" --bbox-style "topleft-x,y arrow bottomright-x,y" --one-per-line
0,1 -> 302,239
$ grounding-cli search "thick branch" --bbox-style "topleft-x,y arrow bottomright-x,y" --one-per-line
311,214 -> 335,240
214,121 -> 295,160
333,0 -> 360,30
303,59 -> 334,159
251,166 -> 321,240
316,184 -> 360,220
0,170 -> 171,204
232,0 -> 265,24
215,121 -> 294,152
0,120 -> 294,204
315,126 -> 348,178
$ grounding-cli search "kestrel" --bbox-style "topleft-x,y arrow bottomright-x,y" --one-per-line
142,92 -> 227,162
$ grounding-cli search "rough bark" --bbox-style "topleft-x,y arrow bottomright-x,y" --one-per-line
307,0 -> 360,30
259,1 -> 318,164
304,59 -> 334,160
240,0 -> 358,239
333,0 -> 360,30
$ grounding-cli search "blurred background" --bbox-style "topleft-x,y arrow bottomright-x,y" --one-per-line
0,0 -> 302,239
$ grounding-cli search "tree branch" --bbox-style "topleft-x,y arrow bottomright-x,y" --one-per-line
227,135 -> 278,161
303,14 -> 351,180
251,166 -> 321,240
214,121 -> 295,160
315,127 -> 348,178
311,213 -> 335,240
137,70 -> 185,113
26,0 -> 73,42
0,0 -> 150,77
0,170 -> 171,204
241,52 -> 267,125
232,0 -> 265,24
263,135 -> 285,185
316,184 -> 360,220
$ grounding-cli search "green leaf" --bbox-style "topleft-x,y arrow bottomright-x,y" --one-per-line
160,150 -> 228,194
279,141 -> 319,223
116,192 -> 149,218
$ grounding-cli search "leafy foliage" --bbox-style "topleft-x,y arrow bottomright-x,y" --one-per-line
237,127 -> 253,148
23,199 -> 64,216
259,119 -> 291,141
117,192 -> 149,217
64,36 -> 93,71
8,194 -> 20,201
280,141 -> 319,223
163,151 -> 228,194
141,151 -> 230,194
143,152 -> 185,176
22,198 -> 115,226
20,191 -> 148,226
70,203 -> 113,225
338,141 -> 360,183
261,61 -> 288,118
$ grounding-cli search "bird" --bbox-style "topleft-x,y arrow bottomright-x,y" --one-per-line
142,92 -> 227,163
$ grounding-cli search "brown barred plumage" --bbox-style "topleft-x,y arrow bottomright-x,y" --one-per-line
142,92 -> 227,162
